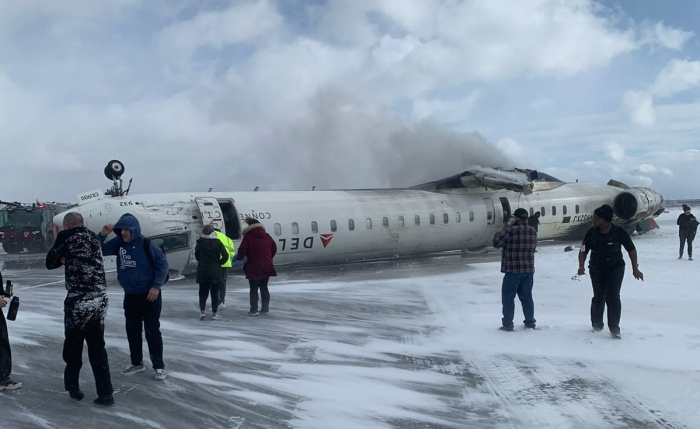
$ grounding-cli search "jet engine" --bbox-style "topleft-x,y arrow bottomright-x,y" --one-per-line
612,187 -> 664,225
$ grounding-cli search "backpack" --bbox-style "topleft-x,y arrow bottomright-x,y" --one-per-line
143,238 -> 170,284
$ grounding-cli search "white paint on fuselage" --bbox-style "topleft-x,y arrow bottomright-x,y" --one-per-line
57,181 -> 639,276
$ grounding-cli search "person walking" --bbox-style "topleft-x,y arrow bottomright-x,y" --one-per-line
677,204 -> 697,261
528,211 -> 540,232
98,213 -> 169,381
214,228 -> 235,308
236,218 -> 277,316
492,208 -> 538,331
46,212 -> 114,405
577,204 -> 643,339
195,225 -> 229,320
0,270 -> 21,391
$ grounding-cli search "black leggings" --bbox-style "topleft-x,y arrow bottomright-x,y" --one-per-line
199,282 -> 221,313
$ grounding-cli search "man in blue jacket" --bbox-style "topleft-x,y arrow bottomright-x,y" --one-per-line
98,213 -> 169,381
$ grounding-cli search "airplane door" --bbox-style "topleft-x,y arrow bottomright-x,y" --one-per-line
483,198 -> 495,225
194,197 -> 226,234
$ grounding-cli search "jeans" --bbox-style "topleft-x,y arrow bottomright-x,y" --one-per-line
501,272 -> 535,328
249,278 -> 270,312
123,291 -> 164,370
219,269 -> 228,303
63,315 -> 113,397
590,265 -> 624,331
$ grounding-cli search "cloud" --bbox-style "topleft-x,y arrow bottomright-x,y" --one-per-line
156,0 -> 284,53
638,21 -> 694,50
650,59 -> 700,98
623,90 -> 656,127
604,141 -> 625,161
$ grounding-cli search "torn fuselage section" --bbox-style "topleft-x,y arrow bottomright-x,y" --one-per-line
412,167 -> 564,194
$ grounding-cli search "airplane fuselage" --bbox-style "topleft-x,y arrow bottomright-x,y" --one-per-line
59,181 -> 657,276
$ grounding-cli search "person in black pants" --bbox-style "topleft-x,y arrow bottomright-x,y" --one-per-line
677,204 -> 697,260
0,270 -> 21,391
98,213 -> 169,381
46,212 -> 114,405
577,205 -> 644,339
195,225 -> 229,320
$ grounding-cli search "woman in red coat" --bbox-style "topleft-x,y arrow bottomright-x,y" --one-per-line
236,218 -> 277,315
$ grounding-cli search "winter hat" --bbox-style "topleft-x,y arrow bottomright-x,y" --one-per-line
202,225 -> 215,235
593,204 -> 614,222
513,208 -> 529,219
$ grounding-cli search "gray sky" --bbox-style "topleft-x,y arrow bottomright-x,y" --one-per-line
0,0 -> 698,203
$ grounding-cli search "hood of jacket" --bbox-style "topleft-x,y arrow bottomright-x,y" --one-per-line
242,223 -> 266,237
114,213 -> 144,244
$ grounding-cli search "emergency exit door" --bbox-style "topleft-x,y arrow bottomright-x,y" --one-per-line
194,197 -> 226,235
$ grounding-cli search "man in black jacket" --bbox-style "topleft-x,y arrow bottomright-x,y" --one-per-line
577,205 -> 643,339
0,270 -> 21,391
677,204 -> 697,261
46,212 -> 114,406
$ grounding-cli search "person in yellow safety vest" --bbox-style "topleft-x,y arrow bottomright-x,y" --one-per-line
214,228 -> 235,308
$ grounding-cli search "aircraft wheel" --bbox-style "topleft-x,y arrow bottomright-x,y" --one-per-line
104,159 -> 125,180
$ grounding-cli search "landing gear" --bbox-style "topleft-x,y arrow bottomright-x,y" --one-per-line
104,159 -> 125,180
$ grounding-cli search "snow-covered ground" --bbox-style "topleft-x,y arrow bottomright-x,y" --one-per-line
1,209 -> 698,429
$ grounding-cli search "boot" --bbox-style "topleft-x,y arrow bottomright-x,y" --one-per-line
261,302 -> 270,314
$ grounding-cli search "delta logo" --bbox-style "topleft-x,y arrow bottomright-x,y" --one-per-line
320,234 -> 334,248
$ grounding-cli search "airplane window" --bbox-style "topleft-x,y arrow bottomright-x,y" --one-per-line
576,205 -> 580,214
541,207 -> 546,216
383,217 -> 389,228
415,215 -> 420,226
430,214 -> 435,225
487,211 -> 493,221
469,211 -> 474,222
348,219 -> 355,231
563,206 -> 567,215
443,213 -> 448,224
398,216 -> 404,227
330,220 -> 337,232
149,233 -> 188,253
552,206 -> 556,216
311,221 -> 318,233
456,212 -> 461,223
366,218 -> 372,229
274,223 -> 282,236
292,222 -> 299,235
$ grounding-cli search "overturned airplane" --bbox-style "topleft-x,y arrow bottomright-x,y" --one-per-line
54,161 -> 664,276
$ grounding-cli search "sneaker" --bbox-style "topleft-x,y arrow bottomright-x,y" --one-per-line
690,257 -> 693,261
247,311 -> 259,316
218,302 -> 226,309
524,323 -> 536,329
0,379 -> 22,390
498,326 -> 514,332
610,329 -> 622,339
94,395 -> 115,406
154,369 -> 166,381
678,255 -> 683,259
199,313 -> 206,321
69,389 -> 85,401
211,313 -> 221,320
121,363 -> 145,375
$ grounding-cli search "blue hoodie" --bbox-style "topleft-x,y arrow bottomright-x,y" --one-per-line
98,213 -> 169,294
